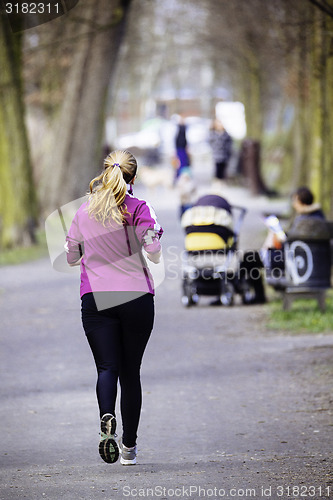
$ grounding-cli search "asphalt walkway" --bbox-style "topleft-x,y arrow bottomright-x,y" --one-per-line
0,170 -> 332,500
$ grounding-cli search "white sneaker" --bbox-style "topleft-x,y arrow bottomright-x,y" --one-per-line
119,439 -> 137,465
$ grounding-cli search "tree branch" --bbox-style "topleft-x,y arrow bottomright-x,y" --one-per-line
307,0 -> 333,18
23,15 -> 124,54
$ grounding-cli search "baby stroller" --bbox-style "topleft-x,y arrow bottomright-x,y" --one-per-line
181,194 -> 264,307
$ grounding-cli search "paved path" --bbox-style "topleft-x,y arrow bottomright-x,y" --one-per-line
0,175 -> 332,500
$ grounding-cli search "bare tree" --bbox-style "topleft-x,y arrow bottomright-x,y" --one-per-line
27,0 -> 133,211
274,0 -> 333,214
5,0 -> 333,232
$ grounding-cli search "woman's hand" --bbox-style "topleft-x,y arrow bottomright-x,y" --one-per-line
146,249 -> 161,264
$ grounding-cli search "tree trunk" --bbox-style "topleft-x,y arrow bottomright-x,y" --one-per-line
40,0 -> 132,212
327,19 -> 333,218
320,13 -> 333,218
292,11 -> 311,190
243,49 -> 263,140
0,14 -> 37,248
239,139 -> 268,195
309,7 -> 325,200
291,3 -> 333,215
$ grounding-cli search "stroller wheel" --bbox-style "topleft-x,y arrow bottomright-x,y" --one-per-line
182,295 -> 191,307
220,283 -> 234,306
182,280 -> 198,307
242,285 -> 256,304
240,276 -> 258,305
181,292 -> 199,307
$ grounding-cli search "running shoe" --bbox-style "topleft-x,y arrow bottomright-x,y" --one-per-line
99,413 -> 119,464
119,439 -> 137,465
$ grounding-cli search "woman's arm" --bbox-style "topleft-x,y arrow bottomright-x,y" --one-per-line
65,240 -> 83,266
68,255 -> 83,267
134,200 -> 163,263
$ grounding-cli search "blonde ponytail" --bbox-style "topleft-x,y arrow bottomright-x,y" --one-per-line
87,150 -> 137,227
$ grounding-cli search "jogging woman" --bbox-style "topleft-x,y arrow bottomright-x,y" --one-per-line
65,150 -> 163,465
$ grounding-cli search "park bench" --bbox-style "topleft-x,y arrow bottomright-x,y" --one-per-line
265,221 -> 333,311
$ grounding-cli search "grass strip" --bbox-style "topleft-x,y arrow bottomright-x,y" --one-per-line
266,291 -> 333,334
0,231 -> 48,266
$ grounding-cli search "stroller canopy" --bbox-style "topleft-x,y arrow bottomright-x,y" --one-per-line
181,195 -> 234,252
193,194 -> 232,211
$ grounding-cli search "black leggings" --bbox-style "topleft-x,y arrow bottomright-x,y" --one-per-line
81,292 -> 154,447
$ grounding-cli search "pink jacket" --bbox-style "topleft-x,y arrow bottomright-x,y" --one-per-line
66,192 -> 163,297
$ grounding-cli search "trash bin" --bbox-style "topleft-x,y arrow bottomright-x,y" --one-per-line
265,247 -> 286,288
264,220 -> 332,310
284,239 -> 331,288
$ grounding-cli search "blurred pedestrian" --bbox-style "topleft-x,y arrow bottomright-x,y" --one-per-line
176,166 -> 197,218
208,119 -> 233,180
288,186 -> 326,237
173,115 -> 190,181
65,150 -> 163,466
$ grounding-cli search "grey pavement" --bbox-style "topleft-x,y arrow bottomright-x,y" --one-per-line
1,172 -> 333,500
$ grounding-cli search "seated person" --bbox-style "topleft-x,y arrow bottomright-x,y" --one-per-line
262,186 -> 330,289
263,186 -> 327,251
287,186 -> 327,240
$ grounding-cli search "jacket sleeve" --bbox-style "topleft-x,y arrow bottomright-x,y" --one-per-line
134,201 -> 163,254
65,214 -> 84,265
